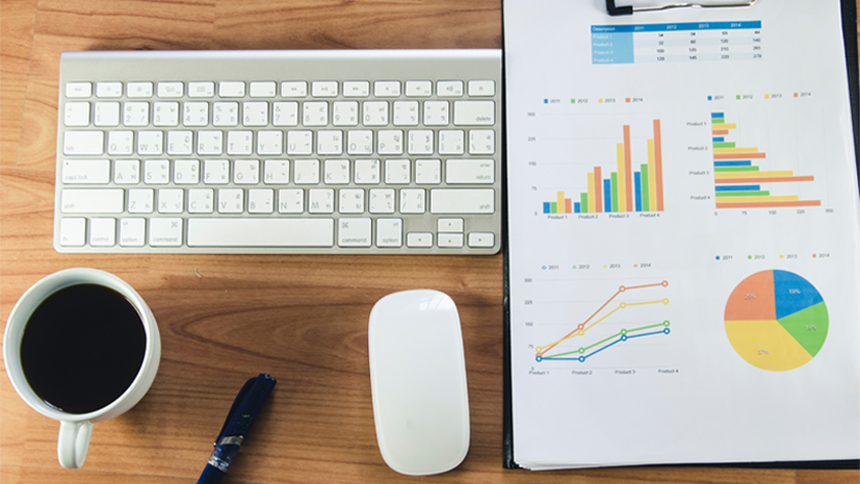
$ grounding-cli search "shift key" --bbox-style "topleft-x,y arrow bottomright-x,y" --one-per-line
430,189 -> 494,214
61,189 -> 124,213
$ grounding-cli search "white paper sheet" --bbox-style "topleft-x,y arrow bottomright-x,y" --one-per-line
504,0 -> 860,469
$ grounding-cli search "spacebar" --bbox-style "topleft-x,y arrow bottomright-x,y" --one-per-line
187,218 -> 334,247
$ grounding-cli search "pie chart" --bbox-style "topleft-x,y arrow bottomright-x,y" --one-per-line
724,270 -> 828,371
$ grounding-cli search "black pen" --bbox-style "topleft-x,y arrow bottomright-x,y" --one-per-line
197,374 -> 277,484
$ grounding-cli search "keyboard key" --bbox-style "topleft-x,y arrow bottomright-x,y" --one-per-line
376,218 -> 403,247
281,81 -> 307,97
123,102 -> 149,126
437,80 -> 464,97
167,130 -> 193,156
65,82 -> 92,98
63,131 -> 104,155
277,188 -> 303,213
294,159 -> 320,184
119,218 -> 146,246
308,188 -> 334,213
303,101 -> 328,126
438,233 -> 464,248
438,218 -> 464,232
249,81 -> 276,98
126,81 -> 153,98
137,130 -> 163,155
204,159 -> 229,184
311,81 -> 338,97
273,102 -> 299,126
213,102 -> 239,126
218,188 -> 244,213
128,189 -> 154,213
393,101 -> 419,126
94,102 -> 121,127
188,81 -> 215,98
183,102 -> 209,126
343,81 -> 369,97
243,101 -> 268,126
363,101 -> 388,126
374,81 -> 400,97
405,80 -> 432,97
107,130 -> 134,155
149,218 -> 183,246
423,101 -> 449,126
234,159 -> 259,184
64,102 -> 90,126
188,188 -> 214,213
62,159 -> 110,184
264,160 -> 290,184
89,218 -> 116,246
338,218 -> 372,247
157,188 -> 184,213
468,232 -> 495,248
157,82 -> 183,98
144,159 -> 169,184
415,159 -> 441,184
399,188 -> 425,214
248,188 -> 274,213
114,159 -> 140,184
153,102 -> 179,127
59,218 -> 86,246
453,100 -> 495,126
469,129 -> 495,154
430,188 -> 494,214
445,159 -> 495,184
173,159 -> 200,184
219,81 -> 245,98
338,188 -> 364,213
187,218 -> 334,247
61,189 -> 124,213
96,82 -> 123,98
197,131 -> 223,155
468,80 -> 495,96
406,232 -> 433,248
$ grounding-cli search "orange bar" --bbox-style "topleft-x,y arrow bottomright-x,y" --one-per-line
623,125 -> 633,212
715,176 -> 815,184
714,152 -> 767,160
594,166 -> 603,213
565,199 -> 572,213
653,119 -> 664,211
717,200 -> 822,209
712,129 -> 729,135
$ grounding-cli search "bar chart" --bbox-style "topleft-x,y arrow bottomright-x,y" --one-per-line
712,112 -> 821,209
542,120 -> 665,214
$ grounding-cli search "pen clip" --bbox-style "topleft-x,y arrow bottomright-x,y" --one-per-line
606,0 -> 757,16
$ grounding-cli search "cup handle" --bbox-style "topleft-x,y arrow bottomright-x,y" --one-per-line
58,420 -> 93,468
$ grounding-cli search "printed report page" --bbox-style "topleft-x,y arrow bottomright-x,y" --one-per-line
504,0 -> 860,469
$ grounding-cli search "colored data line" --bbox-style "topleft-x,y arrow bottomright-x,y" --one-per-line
711,113 -> 819,209
535,281 -> 669,358
538,321 -> 671,362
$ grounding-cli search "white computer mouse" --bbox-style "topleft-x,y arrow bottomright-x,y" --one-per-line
368,289 -> 470,476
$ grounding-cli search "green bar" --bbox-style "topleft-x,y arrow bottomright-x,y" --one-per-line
550,202 -> 557,214
716,190 -> 771,197
640,164 -> 650,212
713,142 -> 736,148
610,173 -> 618,212
580,192 -> 589,213
715,166 -> 760,172
712,118 -> 725,123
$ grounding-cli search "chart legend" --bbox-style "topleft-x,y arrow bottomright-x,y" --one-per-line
712,112 -> 821,209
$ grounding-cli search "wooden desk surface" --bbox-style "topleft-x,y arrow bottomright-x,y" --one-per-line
1,1 -> 858,482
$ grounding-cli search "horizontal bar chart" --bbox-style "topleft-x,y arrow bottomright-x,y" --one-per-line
711,112 -> 820,209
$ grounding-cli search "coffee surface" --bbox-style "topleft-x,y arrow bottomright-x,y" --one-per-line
20,284 -> 147,414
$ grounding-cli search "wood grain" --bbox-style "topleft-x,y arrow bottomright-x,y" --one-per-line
1,1 -> 858,483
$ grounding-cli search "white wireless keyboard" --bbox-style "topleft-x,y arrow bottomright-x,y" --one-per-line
54,50 -> 502,254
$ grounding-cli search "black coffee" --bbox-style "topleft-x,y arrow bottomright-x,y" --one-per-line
20,284 -> 146,414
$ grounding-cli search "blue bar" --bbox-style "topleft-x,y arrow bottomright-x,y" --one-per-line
592,21 -> 762,33
543,202 -> 551,214
634,172 -> 642,212
711,112 -> 725,118
574,202 -> 581,213
716,185 -> 760,191
714,160 -> 752,167
712,137 -> 725,142
603,179 -> 612,212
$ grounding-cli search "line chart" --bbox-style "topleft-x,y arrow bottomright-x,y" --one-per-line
535,280 -> 670,363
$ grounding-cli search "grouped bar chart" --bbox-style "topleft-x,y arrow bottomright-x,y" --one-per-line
542,120 -> 664,214
724,270 -> 828,371
535,281 -> 670,363
712,112 -> 821,209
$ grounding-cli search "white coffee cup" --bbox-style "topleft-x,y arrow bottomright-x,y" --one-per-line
3,268 -> 160,468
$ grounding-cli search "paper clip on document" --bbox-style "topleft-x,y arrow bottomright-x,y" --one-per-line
605,0 -> 756,16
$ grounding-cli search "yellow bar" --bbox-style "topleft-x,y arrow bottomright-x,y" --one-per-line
587,173 -> 595,213
714,147 -> 759,154
715,170 -> 795,179
712,123 -> 737,130
718,196 -> 800,203
557,191 -> 566,214
616,143 -> 626,212
647,139 -> 657,211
